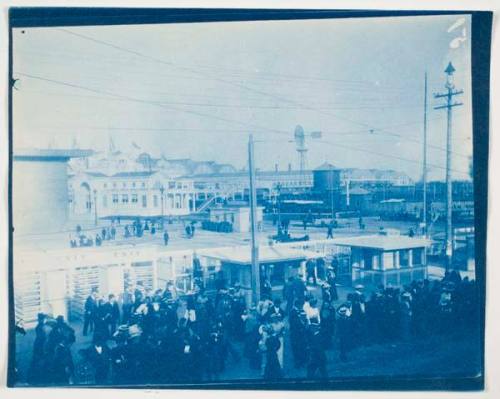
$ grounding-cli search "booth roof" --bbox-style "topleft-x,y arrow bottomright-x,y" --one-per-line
200,245 -> 322,265
331,235 -> 430,251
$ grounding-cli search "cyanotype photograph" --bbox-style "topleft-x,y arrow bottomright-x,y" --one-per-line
7,8 -> 491,390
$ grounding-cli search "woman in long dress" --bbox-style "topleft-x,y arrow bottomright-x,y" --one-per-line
264,332 -> 283,380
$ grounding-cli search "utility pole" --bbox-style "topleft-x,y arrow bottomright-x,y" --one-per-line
434,62 -> 463,271
422,72 -> 428,238
276,183 -> 282,228
330,168 -> 335,220
346,179 -> 351,208
248,134 -> 260,304
93,189 -> 98,226
160,185 -> 165,227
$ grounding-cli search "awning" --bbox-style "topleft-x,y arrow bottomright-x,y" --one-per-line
331,234 -> 431,251
200,245 -> 322,265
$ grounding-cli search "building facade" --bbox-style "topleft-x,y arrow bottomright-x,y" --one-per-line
190,170 -> 314,203
69,170 -> 196,221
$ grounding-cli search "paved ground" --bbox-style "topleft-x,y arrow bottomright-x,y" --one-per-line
15,217 -> 439,252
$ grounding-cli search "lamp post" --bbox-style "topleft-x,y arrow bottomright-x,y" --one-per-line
93,188 -> 98,226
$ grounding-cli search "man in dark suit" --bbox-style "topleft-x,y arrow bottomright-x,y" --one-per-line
306,259 -> 317,285
307,322 -> 327,379
104,294 -> 120,337
83,288 -> 98,336
93,298 -> 110,344
193,253 -> 203,282
337,304 -> 353,362
292,275 -> 306,303
289,299 -> 307,368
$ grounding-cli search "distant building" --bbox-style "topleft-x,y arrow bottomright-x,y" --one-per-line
339,168 -> 413,187
69,170 -> 196,221
313,164 -> 413,193
189,170 -> 314,203
67,143 -> 236,221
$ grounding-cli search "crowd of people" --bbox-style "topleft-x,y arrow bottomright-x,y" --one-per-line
68,218 -> 202,249
68,219 -> 176,249
25,264 -> 479,386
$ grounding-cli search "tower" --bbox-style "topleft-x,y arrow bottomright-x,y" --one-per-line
294,125 -> 307,172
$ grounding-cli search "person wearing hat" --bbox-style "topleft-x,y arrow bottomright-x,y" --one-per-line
320,297 -> 336,349
193,253 -> 203,280
263,328 -> 283,380
28,313 -> 48,384
257,296 -> 273,322
230,289 -> 246,339
283,276 -> 295,315
50,334 -> 75,384
83,287 -> 98,336
266,298 -> 285,321
316,257 -> 326,282
121,286 -> 135,325
336,303 -> 353,362
163,229 -> 169,246
365,290 -> 385,345
306,321 -> 327,379
305,258 -> 317,286
400,291 -> 413,341
261,276 -> 272,302
351,285 -> 366,345
270,312 -> 286,369
292,274 -> 307,304
289,299 -> 308,369
438,285 -> 454,334
134,282 -> 146,306
326,220 -> 334,239
166,280 -> 178,301
204,323 -> 228,380
81,338 -> 111,385
326,266 -> 339,301
93,298 -> 111,344
103,294 -> 120,337
110,328 -> 132,385
242,307 -> 261,370
46,315 -> 75,356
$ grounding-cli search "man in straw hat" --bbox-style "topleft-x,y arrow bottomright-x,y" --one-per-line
336,303 -> 353,362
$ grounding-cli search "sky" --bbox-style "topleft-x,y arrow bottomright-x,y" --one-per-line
12,14 -> 473,181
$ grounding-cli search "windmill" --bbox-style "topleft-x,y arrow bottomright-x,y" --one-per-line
293,125 -> 322,172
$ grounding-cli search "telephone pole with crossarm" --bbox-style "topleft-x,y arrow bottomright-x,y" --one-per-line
434,62 -> 463,271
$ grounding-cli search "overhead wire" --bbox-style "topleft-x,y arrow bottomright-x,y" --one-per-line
16,71 -> 470,176
52,28 -> 471,159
